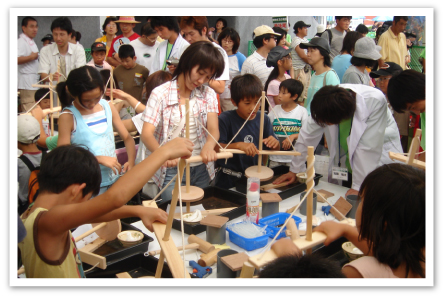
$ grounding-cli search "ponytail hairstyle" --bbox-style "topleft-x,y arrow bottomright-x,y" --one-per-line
57,66 -> 104,109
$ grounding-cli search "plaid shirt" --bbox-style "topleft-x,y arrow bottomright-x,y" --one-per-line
141,80 -> 219,188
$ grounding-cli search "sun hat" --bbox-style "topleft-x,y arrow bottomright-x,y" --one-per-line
299,37 -> 331,53
254,25 -> 281,37
114,16 -> 140,24
353,36 -> 382,60
266,46 -> 292,67
369,62 -> 403,78
18,115 -> 40,144
316,24 -> 326,34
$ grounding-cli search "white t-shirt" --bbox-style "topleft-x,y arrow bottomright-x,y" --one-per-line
212,41 -> 230,81
268,104 -> 308,163
17,33 -> 39,90
130,38 -> 160,73
170,98 -> 202,166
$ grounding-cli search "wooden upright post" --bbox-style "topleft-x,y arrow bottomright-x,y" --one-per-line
56,60 -> 61,107
258,91 -> 265,173
49,75 -> 54,136
185,98 -> 190,194
110,67 -> 114,102
306,146 -> 315,242
407,129 -> 422,166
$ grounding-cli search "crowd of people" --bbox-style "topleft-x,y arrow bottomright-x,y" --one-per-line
17,15 -> 426,279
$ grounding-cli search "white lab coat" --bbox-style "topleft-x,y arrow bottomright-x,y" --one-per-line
150,34 -> 189,74
290,84 -> 391,191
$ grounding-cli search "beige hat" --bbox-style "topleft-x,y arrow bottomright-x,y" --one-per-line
317,24 -> 326,34
254,25 -> 281,37
18,115 -> 40,144
114,16 -> 140,24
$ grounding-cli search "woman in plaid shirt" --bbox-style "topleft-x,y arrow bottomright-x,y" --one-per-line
141,41 -> 225,203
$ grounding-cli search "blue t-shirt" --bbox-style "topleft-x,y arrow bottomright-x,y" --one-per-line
305,70 -> 340,116
331,54 -> 352,83
216,110 -> 277,174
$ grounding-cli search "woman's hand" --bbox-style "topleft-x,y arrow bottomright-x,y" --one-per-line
97,156 -> 122,175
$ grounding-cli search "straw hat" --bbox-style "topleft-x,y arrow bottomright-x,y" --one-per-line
114,16 -> 140,24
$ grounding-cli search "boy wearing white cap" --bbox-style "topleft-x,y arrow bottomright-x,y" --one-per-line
241,25 -> 280,87
17,115 -> 42,214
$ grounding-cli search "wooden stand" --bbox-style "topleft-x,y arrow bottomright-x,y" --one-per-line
389,129 -> 425,170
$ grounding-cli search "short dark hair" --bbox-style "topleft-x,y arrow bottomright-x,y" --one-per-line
38,145 -> 101,197
145,71 -> 173,104
253,33 -> 274,49
316,47 -> 332,67
50,17 -> 73,35
355,24 -> 369,35
350,56 -> 377,68
386,70 -> 425,113
340,31 -> 363,54
172,41 -> 225,83
149,16 -> 180,34
217,27 -> 240,54
310,85 -> 356,126
279,79 -> 303,100
358,163 -> 425,278
272,26 -> 287,45
141,22 -> 156,36
56,66 -> 104,109
34,88 -> 50,102
258,254 -> 346,278
179,16 -> 209,36
21,16 -> 37,28
393,16 -> 408,23
335,16 -> 352,21
102,16 -> 118,35
230,74 -> 263,105
215,18 -> 227,30
118,44 -> 135,59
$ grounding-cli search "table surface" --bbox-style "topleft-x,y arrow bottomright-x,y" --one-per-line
129,180 -> 351,278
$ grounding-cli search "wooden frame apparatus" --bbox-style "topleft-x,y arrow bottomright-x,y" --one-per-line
389,129 -> 425,170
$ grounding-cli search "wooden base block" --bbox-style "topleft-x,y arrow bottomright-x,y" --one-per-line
221,252 -> 250,272
316,189 -> 334,202
330,196 -> 352,220
177,186 -> 205,202
245,166 -> 274,181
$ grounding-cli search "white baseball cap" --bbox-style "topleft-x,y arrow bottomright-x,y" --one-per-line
18,115 -> 40,144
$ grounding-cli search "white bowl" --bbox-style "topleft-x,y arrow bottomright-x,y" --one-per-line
117,231 -> 143,247
342,241 -> 364,261
296,173 -> 307,183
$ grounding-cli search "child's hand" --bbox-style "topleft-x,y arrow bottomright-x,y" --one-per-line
122,161 -> 134,173
313,221 -> 344,246
163,137 -> 194,160
139,207 -> 168,232
105,88 -> 130,100
263,136 -> 280,150
273,171 -> 297,185
97,156 -> 122,175
200,146 -> 218,164
282,134 -> 297,150
52,71 -> 62,81
271,238 -> 302,258
238,143 -> 260,157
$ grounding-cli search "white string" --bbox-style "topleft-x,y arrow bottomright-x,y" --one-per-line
83,262 -> 100,273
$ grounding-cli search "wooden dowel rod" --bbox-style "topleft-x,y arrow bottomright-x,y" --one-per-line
149,243 -> 200,256
185,152 -> 233,164
388,152 -> 425,170
31,84 -> 51,88
306,146 -> 315,241
407,129 -> 422,165
188,234 -> 215,254
155,251 -> 165,278
258,91 -> 266,173
221,149 -> 301,156
110,67 -> 114,102
163,159 -> 186,241
185,98 -> 190,193
74,222 -> 107,242
49,79 -> 54,136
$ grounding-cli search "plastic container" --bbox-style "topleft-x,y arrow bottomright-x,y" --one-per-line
246,177 -> 260,224
226,222 -> 269,251
258,213 -> 302,240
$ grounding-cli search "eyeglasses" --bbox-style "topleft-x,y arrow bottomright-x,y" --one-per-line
106,24 -> 117,28
222,39 -> 234,44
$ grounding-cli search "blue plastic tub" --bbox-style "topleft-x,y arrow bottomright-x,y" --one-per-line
226,222 -> 270,251
258,213 -> 302,240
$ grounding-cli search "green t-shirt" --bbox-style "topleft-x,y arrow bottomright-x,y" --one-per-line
46,135 -> 58,150
339,118 -> 353,173
420,48 -> 426,59
420,112 -> 425,149
162,42 -> 174,71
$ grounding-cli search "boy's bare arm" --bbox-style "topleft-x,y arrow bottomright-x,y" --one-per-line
208,80 -> 225,94
56,113 -> 74,146
39,137 -> 194,236
90,205 -> 168,232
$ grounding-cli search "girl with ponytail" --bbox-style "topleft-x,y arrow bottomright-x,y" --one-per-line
57,65 -> 136,195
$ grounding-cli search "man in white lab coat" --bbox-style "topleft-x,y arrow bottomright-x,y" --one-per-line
274,84 -> 391,197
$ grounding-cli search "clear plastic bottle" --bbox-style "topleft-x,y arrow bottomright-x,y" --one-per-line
246,177 -> 260,224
